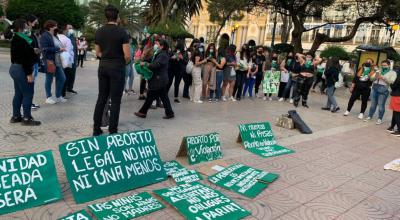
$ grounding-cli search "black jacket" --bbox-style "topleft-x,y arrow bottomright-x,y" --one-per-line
148,50 -> 169,90
29,33 -> 40,63
391,72 -> 400,97
325,67 -> 339,87
10,34 -> 36,76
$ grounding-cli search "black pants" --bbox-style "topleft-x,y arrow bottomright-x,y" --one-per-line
255,72 -> 263,95
278,82 -> 288,99
68,65 -> 77,90
182,73 -> 192,98
140,78 -> 147,95
93,64 -> 125,134
78,54 -> 85,67
390,111 -> 400,131
167,69 -> 183,98
61,67 -> 72,97
294,76 -> 313,105
139,87 -> 174,116
347,86 -> 370,113
233,71 -> 246,99
312,74 -> 326,92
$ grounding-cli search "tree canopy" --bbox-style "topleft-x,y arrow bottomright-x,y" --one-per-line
6,0 -> 84,29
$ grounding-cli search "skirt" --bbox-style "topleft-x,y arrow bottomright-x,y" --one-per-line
389,96 -> 400,112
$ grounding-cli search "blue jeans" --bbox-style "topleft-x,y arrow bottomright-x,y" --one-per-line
33,63 -> 39,81
215,70 -> 224,99
45,66 -> 66,98
368,84 -> 389,120
125,64 -> 134,90
284,77 -> 297,99
243,77 -> 256,97
9,64 -> 34,118
326,86 -> 338,110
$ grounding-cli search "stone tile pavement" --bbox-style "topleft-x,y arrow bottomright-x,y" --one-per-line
0,54 -> 399,219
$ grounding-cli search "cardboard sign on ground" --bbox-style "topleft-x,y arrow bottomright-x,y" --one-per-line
171,168 -> 203,184
384,158 -> 400,171
163,160 -> 185,176
237,122 -> 294,158
176,132 -> 223,165
196,160 -> 229,176
58,210 -> 93,220
208,163 -> 279,198
0,150 -> 62,216
154,182 -> 251,220
88,192 -> 165,220
59,130 -> 167,204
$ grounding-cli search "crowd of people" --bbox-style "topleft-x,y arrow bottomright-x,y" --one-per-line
7,4 -> 400,138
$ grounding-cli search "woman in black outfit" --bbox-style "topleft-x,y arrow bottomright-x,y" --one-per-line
9,19 -> 41,126
134,39 -> 174,119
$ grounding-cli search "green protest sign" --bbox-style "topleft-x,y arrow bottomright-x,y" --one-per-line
208,163 -> 279,198
0,150 -> 62,216
58,210 -> 93,220
59,130 -> 167,204
237,122 -> 294,158
154,182 -> 250,220
163,160 -> 185,176
171,168 -> 203,184
88,192 -> 165,220
262,70 -> 280,94
177,132 -> 222,165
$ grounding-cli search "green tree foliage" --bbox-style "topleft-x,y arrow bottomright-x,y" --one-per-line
320,45 -> 350,60
6,0 -> 84,28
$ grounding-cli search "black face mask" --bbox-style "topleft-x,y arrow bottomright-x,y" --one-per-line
364,63 -> 371,67
257,51 -> 263,54
272,57 -> 278,61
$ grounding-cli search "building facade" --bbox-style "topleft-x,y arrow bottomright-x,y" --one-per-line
188,1 -> 400,51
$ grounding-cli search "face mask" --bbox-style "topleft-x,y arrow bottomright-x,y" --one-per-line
68,29 -> 74,36
381,67 -> 390,75
209,49 -> 214,53
199,48 -> 204,52
153,44 -> 159,52
364,63 -> 371,68
272,57 -> 278,61
23,29 -> 31,36
258,51 -> 262,54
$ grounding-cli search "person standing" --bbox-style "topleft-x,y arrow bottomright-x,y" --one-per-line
26,15 -> 41,110
66,24 -> 78,94
364,60 -> 392,124
167,41 -> 187,103
344,59 -> 375,119
191,46 -> 207,103
59,25 -> 75,98
93,5 -> 131,136
77,37 -> 88,68
254,46 -> 266,98
387,69 -> 400,136
242,54 -> 258,98
312,58 -> 327,93
125,37 -> 136,95
321,57 -> 340,113
221,45 -> 237,101
234,45 -> 250,101
202,43 -> 217,100
9,19 -> 41,126
278,52 -> 294,102
134,39 -> 174,118
40,20 -> 67,104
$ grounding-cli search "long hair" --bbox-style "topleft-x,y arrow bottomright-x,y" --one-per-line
205,43 -> 216,59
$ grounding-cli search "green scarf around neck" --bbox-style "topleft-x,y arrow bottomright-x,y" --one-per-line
381,67 -> 390,75
15,32 -> 33,45
362,67 -> 371,77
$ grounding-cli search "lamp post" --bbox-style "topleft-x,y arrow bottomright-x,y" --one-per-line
231,23 -> 239,44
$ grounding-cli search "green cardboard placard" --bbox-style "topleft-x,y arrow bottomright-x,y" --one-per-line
154,182 -> 251,220
262,70 -> 280,94
0,150 -> 62,216
88,192 -> 165,220
237,122 -> 294,158
177,132 -> 222,165
59,130 -> 167,204
58,210 -> 93,220
171,168 -> 203,184
208,163 -> 279,198
163,160 -> 185,176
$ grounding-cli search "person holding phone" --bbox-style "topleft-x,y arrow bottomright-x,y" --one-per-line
9,19 -> 41,126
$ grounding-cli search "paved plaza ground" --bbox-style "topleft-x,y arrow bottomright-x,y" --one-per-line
0,53 -> 399,220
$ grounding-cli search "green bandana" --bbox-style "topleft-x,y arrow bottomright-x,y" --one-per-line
305,60 -> 312,68
134,62 -> 153,80
381,67 -> 390,75
362,67 -> 371,77
272,60 -> 278,69
287,59 -> 293,66
15,32 -> 33,45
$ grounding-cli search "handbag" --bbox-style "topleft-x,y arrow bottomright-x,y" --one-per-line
230,67 -> 236,77
46,60 -> 56,74
186,61 -> 194,74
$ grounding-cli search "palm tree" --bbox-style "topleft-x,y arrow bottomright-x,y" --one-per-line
88,0 -> 143,31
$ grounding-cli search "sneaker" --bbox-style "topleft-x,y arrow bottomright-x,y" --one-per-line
93,129 -> 104,136
343,111 -> 350,116
174,99 -> 181,104
222,97 -> 227,102
163,114 -> 175,119
263,97 -> 267,101
45,97 -> 56,104
392,131 -> 400,137
387,127 -> 395,133
269,97 -> 273,101
278,98 -> 284,102
364,117 -> 371,122
358,113 -> 364,120
215,99 -> 220,102
57,97 -> 68,103
321,107 -> 330,111
230,97 -> 237,102
302,103 -> 309,108
208,98 -> 212,103
129,90 -> 137,95
289,99 -> 294,104
150,104 -> 157,109
331,107 -> 340,113
139,95 -> 146,100
67,89 -> 78,94
31,104 -> 39,110
194,100 -> 203,104
10,116 -> 22,123
376,119 -> 383,125
21,117 -> 41,126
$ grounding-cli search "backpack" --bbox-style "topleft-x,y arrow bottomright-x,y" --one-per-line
186,60 -> 194,74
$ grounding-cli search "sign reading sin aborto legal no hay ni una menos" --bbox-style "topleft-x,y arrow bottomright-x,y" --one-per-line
59,130 -> 167,204
237,122 -> 294,158
0,150 -> 62,216
176,132 -> 222,165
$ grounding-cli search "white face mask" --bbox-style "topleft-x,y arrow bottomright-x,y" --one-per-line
153,44 -> 159,51
68,29 -> 74,36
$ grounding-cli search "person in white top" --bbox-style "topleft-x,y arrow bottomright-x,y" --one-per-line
58,25 -> 74,98
233,44 -> 250,101
77,37 -> 88,67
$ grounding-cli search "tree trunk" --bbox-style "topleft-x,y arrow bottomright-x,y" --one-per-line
280,13 -> 291,43
291,15 -> 304,53
213,23 -> 225,42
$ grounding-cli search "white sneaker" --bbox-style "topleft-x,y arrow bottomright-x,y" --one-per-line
57,97 -> 68,103
45,97 -> 56,105
289,99 -> 294,104
230,97 -> 237,102
269,97 -> 273,101
343,111 -> 350,116
376,119 -> 383,125
222,97 -> 227,102
358,113 -> 364,120
263,97 -> 267,101
194,100 -> 203,104
278,98 -> 284,102
364,117 -> 371,122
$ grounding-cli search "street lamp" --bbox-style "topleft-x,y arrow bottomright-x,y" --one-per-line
231,23 -> 239,44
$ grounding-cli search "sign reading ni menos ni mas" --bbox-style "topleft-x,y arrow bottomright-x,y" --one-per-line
177,132 -> 222,165
0,150 -> 62,216
59,130 -> 167,204
237,122 -> 294,158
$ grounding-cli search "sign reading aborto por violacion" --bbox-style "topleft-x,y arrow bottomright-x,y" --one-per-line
176,132 -> 222,165
59,130 -> 167,204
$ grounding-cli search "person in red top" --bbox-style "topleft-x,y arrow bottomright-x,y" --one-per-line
388,70 -> 400,136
